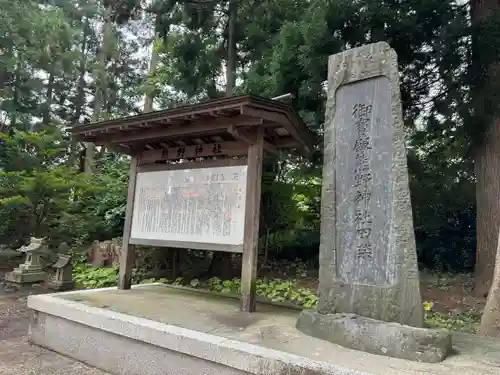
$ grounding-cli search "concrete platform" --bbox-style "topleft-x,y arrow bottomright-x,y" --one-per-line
27,284 -> 500,375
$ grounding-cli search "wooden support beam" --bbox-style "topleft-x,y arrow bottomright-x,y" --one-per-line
274,136 -> 301,148
227,125 -> 254,144
210,110 -> 228,117
241,106 -> 313,156
274,135 -> 311,158
227,125 -> 278,156
118,155 -> 139,290
103,116 -> 264,145
240,106 -> 289,126
138,140 -> 248,164
137,157 -> 247,173
240,129 -> 264,313
103,142 -> 131,154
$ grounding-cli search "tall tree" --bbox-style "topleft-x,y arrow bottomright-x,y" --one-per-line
151,0 -> 254,101
143,35 -> 161,112
469,0 -> 500,298
0,0 -> 76,130
84,9 -> 114,173
225,0 -> 236,96
479,229 -> 500,336
471,0 -> 500,335
83,0 -> 145,171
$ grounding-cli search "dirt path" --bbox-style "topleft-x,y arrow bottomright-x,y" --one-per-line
0,282 -> 109,375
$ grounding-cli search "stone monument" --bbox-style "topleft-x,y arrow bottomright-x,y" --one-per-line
47,254 -> 74,291
296,42 -> 451,362
88,238 -> 122,267
4,237 -> 47,284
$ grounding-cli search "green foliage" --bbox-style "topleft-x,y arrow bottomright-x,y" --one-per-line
58,156 -> 129,244
140,277 -> 170,285
206,277 -> 319,308
424,312 -> 480,333
423,300 -> 480,333
0,129 -> 94,244
409,137 -> 476,270
0,0 -> 145,247
207,277 -> 240,294
0,126 -> 129,247
73,264 -> 119,289
259,157 -> 322,262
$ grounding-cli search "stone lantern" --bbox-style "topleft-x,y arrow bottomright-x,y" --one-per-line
47,254 -> 74,291
5,237 -> 46,284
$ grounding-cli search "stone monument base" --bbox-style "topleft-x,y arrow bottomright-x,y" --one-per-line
4,269 -> 46,284
296,310 -> 452,363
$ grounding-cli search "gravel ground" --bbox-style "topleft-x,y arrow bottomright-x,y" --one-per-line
0,280 -> 110,375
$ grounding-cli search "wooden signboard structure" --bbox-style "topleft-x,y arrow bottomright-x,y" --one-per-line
71,95 -> 315,312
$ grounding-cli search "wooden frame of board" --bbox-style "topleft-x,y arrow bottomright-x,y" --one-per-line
71,95 -> 315,312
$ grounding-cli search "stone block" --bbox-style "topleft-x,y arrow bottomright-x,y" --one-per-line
5,270 -> 46,284
46,279 -> 74,291
47,254 -> 74,291
318,41 -> 423,327
296,310 -> 451,363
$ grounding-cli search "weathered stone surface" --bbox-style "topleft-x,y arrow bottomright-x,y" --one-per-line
296,310 -> 451,363
47,254 -> 74,291
88,238 -> 122,267
4,271 -> 46,284
26,285 -> 499,375
318,41 -> 423,327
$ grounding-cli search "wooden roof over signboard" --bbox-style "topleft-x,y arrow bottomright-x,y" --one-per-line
70,95 -> 315,157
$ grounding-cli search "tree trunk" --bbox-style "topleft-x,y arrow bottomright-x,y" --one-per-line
69,20 -> 89,167
84,104 -> 100,173
42,67 -> 55,127
471,0 -> 500,298
84,16 -> 112,174
474,122 -> 500,297
225,0 -> 237,97
72,20 -> 89,125
144,35 -> 161,113
479,227 -> 500,335
11,66 -> 19,129
263,228 -> 270,267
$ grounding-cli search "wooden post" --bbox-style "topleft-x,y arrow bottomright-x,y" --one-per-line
118,155 -> 139,290
240,129 -> 264,312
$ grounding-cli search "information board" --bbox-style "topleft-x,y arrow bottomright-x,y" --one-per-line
130,165 -> 248,246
